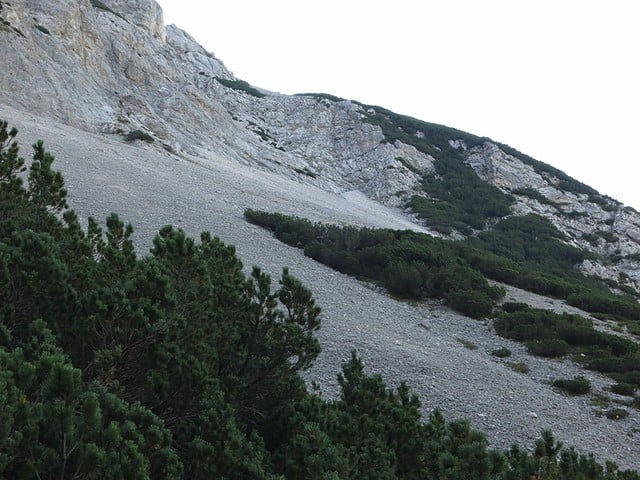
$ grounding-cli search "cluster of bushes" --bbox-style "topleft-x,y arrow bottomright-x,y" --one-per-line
417,148 -> 513,233
491,347 -> 512,358
410,161 -> 513,234
459,215 -> 640,321
245,207 -> 640,324
466,214 -> 586,272
552,376 -> 592,395
244,209 -> 502,318
4,122 -> 640,478
566,290 -> 640,322
604,408 -> 630,420
610,382 -> 637,396
494,304 -> 640,388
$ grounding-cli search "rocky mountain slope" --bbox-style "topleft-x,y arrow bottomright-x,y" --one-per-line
2,0 -> 640,469
3,0 -> 640,287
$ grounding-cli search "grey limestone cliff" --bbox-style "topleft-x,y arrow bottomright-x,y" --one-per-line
0,0 -> 432,203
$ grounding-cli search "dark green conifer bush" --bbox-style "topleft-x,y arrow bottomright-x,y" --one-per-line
552,376 -> 592,395
491,347 -> 512,358
610,382 -> 636,396
125,129 -> 154,143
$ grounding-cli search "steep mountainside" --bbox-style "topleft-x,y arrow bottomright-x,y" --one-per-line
3,0 -> 640,471
2,0 -> 640,291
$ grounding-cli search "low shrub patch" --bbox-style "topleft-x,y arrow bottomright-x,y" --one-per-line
609,382 -> 636,396
244,209 -> 502,317
491,347 -> 512,358
494,305 -> 640,387
552,376 -> 591,395
34,23 -> 51,35
215,77 -> 265,98
125,129 -> 154,143
604,408 -> 629,420
457,338 -> 478,350
526,339 -> 569,358
506,362 -> 529,374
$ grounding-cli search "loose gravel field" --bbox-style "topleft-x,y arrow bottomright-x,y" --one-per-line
4,104 -> 639,470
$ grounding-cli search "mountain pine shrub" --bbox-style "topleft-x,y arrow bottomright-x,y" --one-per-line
552,376 -> 592,395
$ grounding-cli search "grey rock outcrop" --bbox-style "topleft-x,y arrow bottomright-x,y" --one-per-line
0,0 -> 431,204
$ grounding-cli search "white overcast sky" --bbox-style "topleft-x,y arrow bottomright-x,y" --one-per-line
156,1 -> 640,210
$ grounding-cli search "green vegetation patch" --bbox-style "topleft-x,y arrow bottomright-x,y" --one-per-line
491,347 -> 512,358
414,158 -> 513,233
124,129 -> 154,143
459,215 -> 640,321
609,382 -> 637,396
215,77 -> 265,98
34,22 -> 51,35
359,105 -> 512,233
294,167 -> 318,178
506,361 -> 530,374
494,304 -> 640,388
465,214 -> 585,273
458,338 -> 478,350
604,408 -> 630,420
244,209 -> 502,318
552,376 -> 592,395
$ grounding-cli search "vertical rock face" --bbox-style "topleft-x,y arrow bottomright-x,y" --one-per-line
0,0 -> 235,140
1,0 -> 640,286
104,0 -> 165,39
